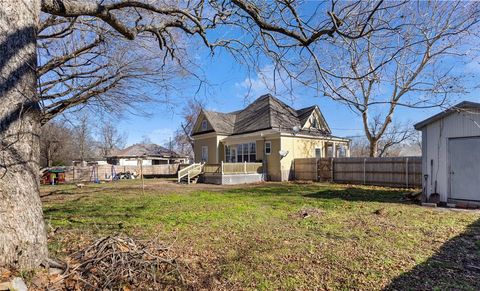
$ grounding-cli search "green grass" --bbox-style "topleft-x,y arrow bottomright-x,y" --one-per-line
42,181 -> 480,290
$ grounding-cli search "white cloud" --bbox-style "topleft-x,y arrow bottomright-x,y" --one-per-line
235,65 -> 291,100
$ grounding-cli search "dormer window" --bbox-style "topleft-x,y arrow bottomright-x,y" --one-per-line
201,120 -> 208,131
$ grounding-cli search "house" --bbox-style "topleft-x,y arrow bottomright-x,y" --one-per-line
190,94 -> 350,182
106,143 -> 188,166
72,159 -> 108,167
414,101 -> 480,204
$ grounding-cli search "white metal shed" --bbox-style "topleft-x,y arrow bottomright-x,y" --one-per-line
414,101 -> 480,203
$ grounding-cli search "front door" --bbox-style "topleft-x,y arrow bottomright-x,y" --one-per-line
449,137 -> 480,201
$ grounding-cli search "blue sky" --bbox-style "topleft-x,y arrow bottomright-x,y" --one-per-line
116,45 -> 480,147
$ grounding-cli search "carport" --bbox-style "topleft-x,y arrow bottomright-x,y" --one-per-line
414,101 -> 480,204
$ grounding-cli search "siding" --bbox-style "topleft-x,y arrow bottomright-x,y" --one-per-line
192,112 -> 214,134
280,136 -> 325,181
421,109 -> 480,202
193,136 -> 218,164
265,138 -> 282,181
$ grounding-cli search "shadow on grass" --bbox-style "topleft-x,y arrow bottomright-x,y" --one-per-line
224,183 -> 411,204
43,202 -> 149,230
385,218 -> 480,290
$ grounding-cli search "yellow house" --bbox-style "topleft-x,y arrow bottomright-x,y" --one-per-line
191,94 -> 350,182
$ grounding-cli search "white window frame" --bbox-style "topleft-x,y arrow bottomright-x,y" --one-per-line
265,141 -> 272,155
224,145 -> 237,163
201,146 -> 208,162
225,143 -> 256,162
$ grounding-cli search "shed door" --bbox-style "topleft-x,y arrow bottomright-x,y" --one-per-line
449,137 -> 480,201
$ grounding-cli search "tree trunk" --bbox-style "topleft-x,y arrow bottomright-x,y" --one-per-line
369,139 -> 379,157
46,142 -> 52,167
0,0 -> 47,269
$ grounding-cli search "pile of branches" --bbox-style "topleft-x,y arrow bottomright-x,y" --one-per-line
61,236 -> 183,290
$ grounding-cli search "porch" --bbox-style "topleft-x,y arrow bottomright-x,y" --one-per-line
202,162 -> 264,185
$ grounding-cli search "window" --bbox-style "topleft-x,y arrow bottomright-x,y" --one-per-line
338,145 -> 347,158
265,141 -> 271,155
225,143 -> 256,163
201,120 -> 208,131
311,117 -> 318,129
249,142 -> 256,162
201,146 -> 208,162
225,145 -> 230,161
225,145 -> 237,162
236,144 -> 243,162
315,148 -> 322,159
243,144 -> 249,162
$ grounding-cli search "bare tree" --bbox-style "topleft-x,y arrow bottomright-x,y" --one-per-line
309,1 -> 480,156
376,121 -> 417,157
173,99 -> 204,157
72,114 -> 96,163
140,135 -> 153,145
39,121 -> 74,167
1,0 -> 387,269
350,121 -> 418,157
97,121 -> 127,157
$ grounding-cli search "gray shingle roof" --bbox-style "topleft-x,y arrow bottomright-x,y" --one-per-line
108,143 -> 184,158
196,94 -> 331,136
203,110 -> 236,134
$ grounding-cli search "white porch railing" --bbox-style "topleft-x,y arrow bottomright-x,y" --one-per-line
203,162 -> 263,175
177,163 -> 203,183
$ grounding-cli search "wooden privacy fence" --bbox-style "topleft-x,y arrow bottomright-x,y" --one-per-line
294,156 -> 422,188
48,164 -> 181,183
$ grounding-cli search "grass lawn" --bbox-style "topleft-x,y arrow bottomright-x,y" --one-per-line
41,180 -> 480,290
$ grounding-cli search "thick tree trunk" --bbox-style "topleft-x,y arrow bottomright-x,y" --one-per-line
0,0 -> 48,269
369,139 -> 379,157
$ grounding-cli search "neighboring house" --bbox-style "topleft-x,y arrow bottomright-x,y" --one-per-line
107,143 -> 188,166
191,94 -> 350,181
72,159 -> 108,167
415,101 -> 480,204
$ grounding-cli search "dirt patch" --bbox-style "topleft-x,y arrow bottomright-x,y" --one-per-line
373,208 -> 386,216
293,207 -> 325,219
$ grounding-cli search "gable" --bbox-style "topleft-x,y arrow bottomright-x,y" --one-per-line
191,111 -> 214,135
301,107 -> 331,134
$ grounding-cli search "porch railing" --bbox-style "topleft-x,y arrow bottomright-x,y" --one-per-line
177,163 -> 203,183
203,162 -> 263,175
203,164 -> 221,174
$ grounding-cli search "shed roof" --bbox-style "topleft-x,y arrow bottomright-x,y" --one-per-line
414,101 -> 480,130
107,143 -> 185,158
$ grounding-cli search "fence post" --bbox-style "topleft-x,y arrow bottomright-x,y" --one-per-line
244,161 -> 247,173
363,158 -> 367,185
405,157 -> 409,188
221,161 -> 224,174
330,158 -> 334,182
